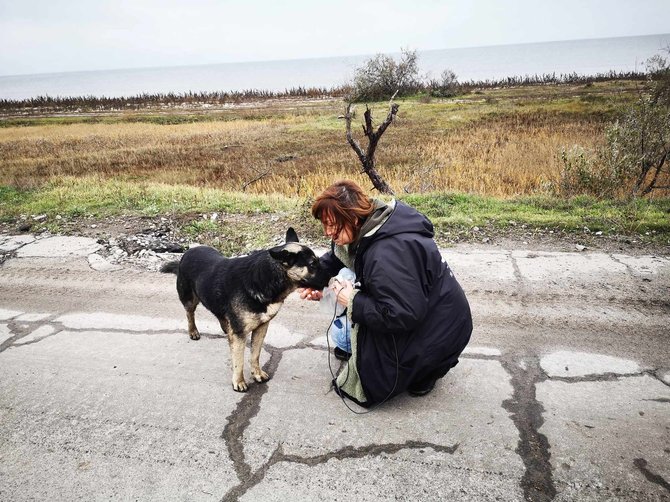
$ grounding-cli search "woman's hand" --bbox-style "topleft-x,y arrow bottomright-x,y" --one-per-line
298,288 -> 322,301
334,280 -> 354,307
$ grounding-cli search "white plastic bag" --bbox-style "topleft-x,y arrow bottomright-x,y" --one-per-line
319,267 -> 355,316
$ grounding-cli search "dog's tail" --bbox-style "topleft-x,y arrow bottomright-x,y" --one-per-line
160,260 -> 180,275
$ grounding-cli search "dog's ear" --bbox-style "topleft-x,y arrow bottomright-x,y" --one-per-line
285,227 -> 299,243
269,245 -> 296,267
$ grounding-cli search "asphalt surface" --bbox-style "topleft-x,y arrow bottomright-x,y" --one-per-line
0,234 -> 669,501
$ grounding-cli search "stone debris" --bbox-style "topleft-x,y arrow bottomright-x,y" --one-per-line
95,221 -> 186,271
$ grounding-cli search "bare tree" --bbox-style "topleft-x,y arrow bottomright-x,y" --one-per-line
343,94 -> 399,194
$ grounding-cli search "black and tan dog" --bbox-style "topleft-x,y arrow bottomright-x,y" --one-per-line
161,228 -> 327,392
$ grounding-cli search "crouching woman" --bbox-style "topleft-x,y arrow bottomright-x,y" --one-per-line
301,180 -> 472,407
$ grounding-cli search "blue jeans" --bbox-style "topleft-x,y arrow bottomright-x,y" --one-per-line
329,312 -> 351,353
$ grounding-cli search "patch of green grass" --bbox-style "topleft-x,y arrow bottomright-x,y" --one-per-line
401,192 -> 670,235
2,179 -> 667,238
2,179 -> 668,237
0,177 -> 301,219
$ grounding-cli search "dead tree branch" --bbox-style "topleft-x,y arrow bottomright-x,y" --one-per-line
241,167 -> 270,191
344,93 -> 399,194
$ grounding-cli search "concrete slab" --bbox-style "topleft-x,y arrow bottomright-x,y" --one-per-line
243,446 -> 524,501
15,312 -> 52,322
309,335 -> 329,348
14,324 -> 56,345
537,375 -> 670,500
0,234 -> 35,252
16,236 -> 101,258
1,236 -> 669,500
0,323 -> 12,344
55,311 -> 184,332
611,254 -> 670,276
0,308 -> 23,320
242,349 -> 523,486
0,329 -> 242,501
264,322 -> 304,348
442,249 -> 516,283
513,251 -> 627,282
54,311 -> 226,337
541,351 -> 641,378
87,253 -> 123,272
473,301 -> 667,333
463,346 -> 502,357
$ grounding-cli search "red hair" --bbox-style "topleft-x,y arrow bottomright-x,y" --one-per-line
311,180 -> 374,240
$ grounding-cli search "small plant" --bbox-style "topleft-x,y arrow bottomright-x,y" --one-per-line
349,48 -> 422,102
428,69 -> 460,98
556,146 -> 623,198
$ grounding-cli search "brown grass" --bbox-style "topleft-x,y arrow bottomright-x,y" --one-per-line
0,82 -> 650,198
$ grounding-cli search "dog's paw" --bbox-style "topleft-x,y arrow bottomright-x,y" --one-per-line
189,330 -> 201,340
253,370 -> 270,383
232,379 -> 248,392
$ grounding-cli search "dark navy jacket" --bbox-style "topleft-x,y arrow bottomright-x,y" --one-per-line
321,201 -> 472,405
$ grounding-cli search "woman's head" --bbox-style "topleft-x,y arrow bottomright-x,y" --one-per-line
311,180 -> 374,245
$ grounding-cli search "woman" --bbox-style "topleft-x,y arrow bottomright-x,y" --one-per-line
301,180 -> 472,407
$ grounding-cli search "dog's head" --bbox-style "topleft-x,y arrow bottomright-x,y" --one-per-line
269,228 -> 330,289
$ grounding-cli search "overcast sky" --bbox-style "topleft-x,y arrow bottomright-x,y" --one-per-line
1,0 -> 669,76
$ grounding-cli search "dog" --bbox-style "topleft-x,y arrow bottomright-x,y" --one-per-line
161,228 -> 328,392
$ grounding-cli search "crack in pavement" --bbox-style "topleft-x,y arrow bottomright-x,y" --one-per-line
0,319 -> 49,353
546,371 -> 648,384
501,354 -> 556,502
221,349 -> 284,483
542,370 -> 670,387
3,307 -> 666,500
221,439 -> 459,501
0,317 -> 227,353
218,344 -> 463,501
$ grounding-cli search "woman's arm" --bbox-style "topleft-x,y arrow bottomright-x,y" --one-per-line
351,238 -> 433,333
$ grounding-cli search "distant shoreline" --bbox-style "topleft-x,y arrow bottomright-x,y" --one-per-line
0,70 -> 647,115
1,33 -> 666,101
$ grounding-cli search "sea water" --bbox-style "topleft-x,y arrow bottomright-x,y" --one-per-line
1,33 -> 668,100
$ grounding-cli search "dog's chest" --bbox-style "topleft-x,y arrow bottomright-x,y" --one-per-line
260,302 -> 282,323
240,301 -> 283,329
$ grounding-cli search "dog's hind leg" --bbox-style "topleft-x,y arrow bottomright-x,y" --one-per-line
185,300 -> 200,340
228,331 -> 248,392
250,322 -> 270,383
176,275 -> 201,340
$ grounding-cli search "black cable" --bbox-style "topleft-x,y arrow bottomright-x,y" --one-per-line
325,284 -> 400,414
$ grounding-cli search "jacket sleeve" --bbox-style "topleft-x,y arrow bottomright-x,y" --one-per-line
351,237 -> 433,334
319,245 -> 345,278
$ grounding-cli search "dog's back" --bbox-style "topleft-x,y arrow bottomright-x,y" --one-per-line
162,246 -> 290,323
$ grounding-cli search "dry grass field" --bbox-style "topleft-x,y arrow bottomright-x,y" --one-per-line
0,82 -> 635,199
1,80 -> 668,244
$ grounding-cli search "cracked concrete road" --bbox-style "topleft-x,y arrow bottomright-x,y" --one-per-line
0,234 -> 669,501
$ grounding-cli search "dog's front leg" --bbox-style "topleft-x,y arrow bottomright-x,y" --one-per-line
250,322 -> 270,383
228,332 -> 248,392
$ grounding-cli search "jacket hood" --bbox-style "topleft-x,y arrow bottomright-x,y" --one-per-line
357,200 -> 434,253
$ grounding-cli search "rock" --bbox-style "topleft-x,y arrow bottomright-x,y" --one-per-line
575,244 -> 587,252
150,242 -> 185,253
